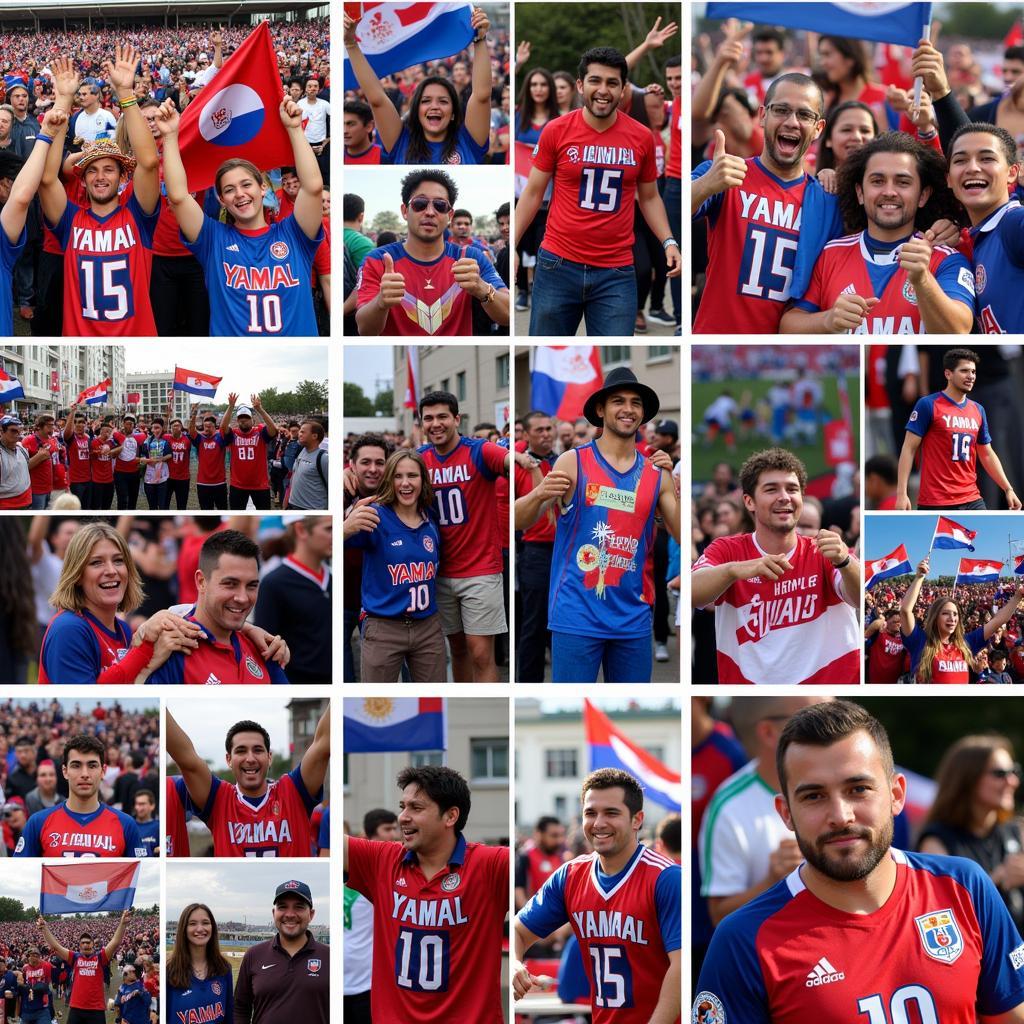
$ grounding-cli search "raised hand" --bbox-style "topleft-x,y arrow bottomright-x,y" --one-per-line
279,96 -> 303,130
470,6 -> 490,37
154,98 -> 180,136
41,107 -> 69,135
343,11 -> 359,47
705,129 -> 748,194
104,42 -> 141,94
645,16 -> 679,50
50,57 -> 81,104
515,40 -> 531,68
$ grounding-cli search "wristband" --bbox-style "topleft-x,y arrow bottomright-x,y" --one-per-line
119,97 -> 138,109
834,555 -> 851,569
35,134 -> 53,145
661,237 -> 679,250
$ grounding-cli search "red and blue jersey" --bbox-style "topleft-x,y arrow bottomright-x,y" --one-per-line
346,833 -> 509,1024
549,442 -> 661,639
38,609 -> 131,685
185,213 -> 321,336
346,143 -> 383,164
693,157 -> 808,333
167,434 -> 192,480
418,436 -> 506,577
903,622 -> 986,683
969,199 -> 1024,333
195,765 -> 319,857
532,108 -> 658,267
346,503 -> 440,618
694,850 -> 1024,1023
50,195 -> 159,336
189,430 -> 227,485
15,801 -> 145,858
383,122 -> 487,165
168,972 -> 233,1024
357,240 -> 505,336
795,230 -> 975,333
0,227 -> 25,336
68,949 -> 109,1010
19,959 -> 52,1011
906,391 -> 991,506
518,844 -> 681,1024
166,774 -> 192,857
223,424 -> 271,490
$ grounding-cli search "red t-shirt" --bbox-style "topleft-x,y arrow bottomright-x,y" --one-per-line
69,950 -> 109,1010
21,433 -> 56,494
190,430 -> 227,485
66,432 -> 92,483
515,458 -> 555,543
89,436 -> 116,483
666,98 -> 681,179
867,627 -> 907,683
224,424 -> 270,490
167,433 -> 192,480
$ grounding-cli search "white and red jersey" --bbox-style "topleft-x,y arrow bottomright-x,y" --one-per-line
167,433 -> 192,481
113,429 -> 148,474
533,108 -> 658,267
692,532 -> 860,684
224,424 -> 270,490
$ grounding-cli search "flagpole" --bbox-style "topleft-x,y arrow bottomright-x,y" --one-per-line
912,13 -> 934,113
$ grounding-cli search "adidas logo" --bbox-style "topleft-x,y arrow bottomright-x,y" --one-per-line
226,243 -> 240,252
806,957 -> 845,987
205,673 -> 222,685
395,878 -> 407,887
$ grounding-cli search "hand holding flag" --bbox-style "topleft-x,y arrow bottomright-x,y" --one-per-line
40,861 -> 139,915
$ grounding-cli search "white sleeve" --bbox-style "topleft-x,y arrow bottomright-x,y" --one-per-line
698,803 -> 754,898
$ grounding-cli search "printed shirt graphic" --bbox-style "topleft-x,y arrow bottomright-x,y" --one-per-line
867,628 -> 907,683
548,442 -> 661,639
68,949 -> 110,1010
694,850 -> 1024,1023
902,622 -> 987,684
20,959 -> 52,1009
357,240 -> 505,336
223,424 -> 271,490
346,834 -> 509,1024
66,432 -> 92,483
189,430 -> 227,485
15,802 -> 144,857
167,434 -> 192,480
969,199 -> 1024,333
692,532 -> 859,683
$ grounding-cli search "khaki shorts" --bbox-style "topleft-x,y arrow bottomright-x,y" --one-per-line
436,573 -> 507,637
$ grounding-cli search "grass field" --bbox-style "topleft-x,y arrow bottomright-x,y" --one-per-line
691,375 -> 861,485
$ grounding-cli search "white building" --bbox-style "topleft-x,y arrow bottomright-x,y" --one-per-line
125,370 -> 192,421
0,345 -> 125,419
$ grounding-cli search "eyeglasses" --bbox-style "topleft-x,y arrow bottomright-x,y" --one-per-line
408,196 -> 452,214
765,102 -> 821,125
988,765 -> 1022,780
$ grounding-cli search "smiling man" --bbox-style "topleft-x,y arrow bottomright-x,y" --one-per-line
694,701 -> 1024,1023
692,447 -> 860,684
343,765 -> 509,1024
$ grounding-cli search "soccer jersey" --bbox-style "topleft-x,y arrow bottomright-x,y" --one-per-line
346,833 -> 509,1024
89,436 -> 116,483
15,802 -> 145,857
223,424 -> 271,490
189,430 -> 227,485
185,213 -> 321,336
694,850 -> 1024,1023
0,227 -> 25,337
68,950 -> 109,1010
21,433 -> 56,494
383,122 -> 487,165
38,609 -> 131,685
167,433 -> 192,480
693,157 -> 808,333
356,241 -> 505,336
166,775 -> 191,857
113,429 -> 148,474
66,432 -> 92,483
346,503 -> 440,618
548,442 -> 662,640
346,143 -> 383,164
19,960 -> 52,1012
867,628 -> 908,683
517,844 -> 681,1024
906,391 -> 991,507
692,532 -> 860,683
137,818 -> 159,857
903,622 -> 986,683
794,231 -> 975,333
532,108 -> 658,267
969,199 -> 1024,333
114,980 -> 152,1024
167,972 -> 233,1024
50,194 -> 159,335
418,436 -> 506,577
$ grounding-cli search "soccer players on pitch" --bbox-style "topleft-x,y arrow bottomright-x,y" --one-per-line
166,702 -> 329,856
897,347 -> 1021,510
515,47 -> 680,336
343,765 -> 509,1024
694,701 -> 1024,1021
513,768 -> 681,1023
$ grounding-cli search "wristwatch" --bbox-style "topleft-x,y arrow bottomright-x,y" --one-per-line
480,283 -> 496,304
662,237 -> 679,250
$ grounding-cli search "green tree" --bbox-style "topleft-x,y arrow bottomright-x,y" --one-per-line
344,382 -> 374,416
0,897 -> 25,921
296,379 -> 329,411
933,5 -> 1018,42
257,387 -> 280,414
370,210 -> 402,235
374,388 -> 394,414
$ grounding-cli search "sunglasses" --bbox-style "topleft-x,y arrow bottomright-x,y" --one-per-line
408,197 -> 452,214
988,765 -> 1022,780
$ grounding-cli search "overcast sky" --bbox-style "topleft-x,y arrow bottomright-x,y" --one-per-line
344,345 -> 396,400
166,698 -> 291,765
0,859 -> 159,909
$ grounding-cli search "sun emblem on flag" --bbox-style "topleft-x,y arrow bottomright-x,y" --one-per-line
363,697 -> 394,720
80,886 -> 98,900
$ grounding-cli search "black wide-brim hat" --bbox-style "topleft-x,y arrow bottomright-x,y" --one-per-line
583,366 -> 660,427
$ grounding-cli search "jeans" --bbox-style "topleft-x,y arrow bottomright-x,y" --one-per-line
663,175 -> 682,325
168,477 -> 190,509
69,480 -> 91,507
144,480 -> 169,509
30,492 -> 49,510
528,247 -> 637,336
551,630 -> 652,683
92,480 -> 114,510
230,486 -> 272,510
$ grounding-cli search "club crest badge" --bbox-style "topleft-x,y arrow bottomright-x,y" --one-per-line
441,873 -> 460,891
915,908 -> 963,963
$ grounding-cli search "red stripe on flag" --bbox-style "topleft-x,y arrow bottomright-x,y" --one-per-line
420,697 -> 443,712
396,2 -> 437,27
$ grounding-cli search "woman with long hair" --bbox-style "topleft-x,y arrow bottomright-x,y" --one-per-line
344,7 -> 494,164
553,70 -> 581,114
817,36 -> 887,128
816,100 -> 879,172
516,67 -> 560,144
899,556 -> 1024,683
344,449 -> 445,682
918,735 -> 1024,933
167,903 -> 233,1024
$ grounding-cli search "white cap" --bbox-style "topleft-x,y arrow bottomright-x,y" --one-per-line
236,406 -> 253,417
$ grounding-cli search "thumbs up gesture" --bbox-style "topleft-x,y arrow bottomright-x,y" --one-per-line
376,251 -> 406,309
706,129 -> 748,195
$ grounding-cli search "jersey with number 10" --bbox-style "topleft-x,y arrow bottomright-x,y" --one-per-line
532,108 -> 657,267
693,157 -> 808,333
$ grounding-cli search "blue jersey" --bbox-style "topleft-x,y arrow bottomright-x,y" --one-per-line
694,850 -> 1024,1024
346,503 -> 441,618
115,980 -> 152,1024
383,122 -> 487,165
15,801 -> 145,857
0,227 -> 25,337
318,804 -> 330,853
185,213 -> 321,336
39,609 -> 132,685
137,818 -> 159,857
167,972 -> 233,1024
970,199 -> 1024,333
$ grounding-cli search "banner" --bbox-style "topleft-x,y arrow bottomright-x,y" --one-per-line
931,515 -> 976,551
41,861 -> 139,915
404,347 -> 420,409
865,544 -> 913,589
75,379 -> 110,406
173,365 -> 223,398
344,697 -> 446,752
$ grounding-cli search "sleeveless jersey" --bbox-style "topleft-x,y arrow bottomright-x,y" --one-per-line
346,834 -> 509,1024
113,429 -> 148,474
795,230 -> 975,333
866,628 -> 908,683
418,436 -> 506,577
694,157 -> 808,333
38,610 -> 132,685
346,503 -> 440,618
66,432 -> 92,483
224,424 -> 270,490
532,108 -> 658,267
50,194 -> 159,335
969,199 -> 1024,333
906,391 -> 991,507
197,766 -> 318,857
14,801 -> 144,857
695,850 -> 1024,1024
693,532 -> 860,683
68,950 -> 109,1010
21,433 -> 56,494
166,775 -> 191,857
167,433 -> 192,480
89,437 -> 116,483
357,241 -> 505,336
517,845 -> 682,1024
185,213 -> 321,336
190,430 -> 227,485
903,623 -> 986,683
548,442 -> 661,639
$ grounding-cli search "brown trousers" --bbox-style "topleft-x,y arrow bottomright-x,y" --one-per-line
360,613 -> 448,683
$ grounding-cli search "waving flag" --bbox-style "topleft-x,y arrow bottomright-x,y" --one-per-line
706,3 -> 931,48
41,861 -> 139,915
173,365 -> 223,399
955,557 -> 1003,586
177,23 -> 294,191
0,368 -> 24,402
865,544 -> 913,589
931,515 -> 976,551
584,700 -> 681,812
343,3 -> 474,91
531,347 -> 603,422
76,378 -> 110,406
344,697 -> 446,752
1014,554 -> 1024,576
404,346 -> 420,409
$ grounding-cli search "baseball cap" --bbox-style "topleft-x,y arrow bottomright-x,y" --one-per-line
0,414 -> 22,429
281,514 -> 308,526
274,879 -> 313,907
4,796 -> 25,811
655,418 -> 679,438
236,406 -> 253,417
